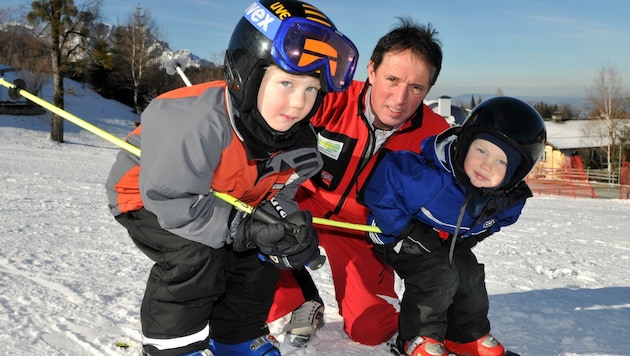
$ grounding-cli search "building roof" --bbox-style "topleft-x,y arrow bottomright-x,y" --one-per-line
543,119 -> 625,150
426,96 -> 628,151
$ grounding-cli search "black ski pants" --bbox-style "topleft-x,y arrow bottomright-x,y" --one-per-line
116,208 -> 280,355
376,242 -> 490,343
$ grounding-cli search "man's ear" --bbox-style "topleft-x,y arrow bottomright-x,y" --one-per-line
367,60 -> 376,83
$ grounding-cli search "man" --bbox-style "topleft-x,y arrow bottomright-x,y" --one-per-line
268,17 -> 451,347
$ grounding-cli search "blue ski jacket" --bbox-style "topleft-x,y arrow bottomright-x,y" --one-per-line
364,128 -> 532,243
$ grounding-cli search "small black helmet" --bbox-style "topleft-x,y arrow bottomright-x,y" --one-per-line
225,0 -> 359,112
453,96 -> 547,189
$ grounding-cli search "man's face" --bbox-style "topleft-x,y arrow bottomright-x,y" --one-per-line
367,49 -> 433,130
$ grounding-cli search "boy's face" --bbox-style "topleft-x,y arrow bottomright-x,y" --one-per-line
367,48 -> 432,130
464,138 -> 508,188
257,65 -> 321,132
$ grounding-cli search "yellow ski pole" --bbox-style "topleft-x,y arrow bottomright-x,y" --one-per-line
0,77 -> 382,234
0,77 -> 140,157
213,192 -> 381,233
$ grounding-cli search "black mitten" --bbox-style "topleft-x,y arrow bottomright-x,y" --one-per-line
397,219 -> 445,255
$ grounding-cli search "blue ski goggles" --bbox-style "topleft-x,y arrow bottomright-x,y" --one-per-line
244,2 -> 359,92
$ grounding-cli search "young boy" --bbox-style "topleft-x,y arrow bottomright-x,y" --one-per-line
363,96 -> 546,356
105,1 -> 358,355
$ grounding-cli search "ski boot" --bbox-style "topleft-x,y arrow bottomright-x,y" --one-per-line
391,335 -> 447,356
282,300 -> 324,347
444,333 -> 505,356
209,335 -> 280,355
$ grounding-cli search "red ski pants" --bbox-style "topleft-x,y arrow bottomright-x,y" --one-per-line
268,195 -> 399,345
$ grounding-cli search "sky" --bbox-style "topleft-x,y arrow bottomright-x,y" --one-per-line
2,0 -> 630,98
2,71 -> 630,355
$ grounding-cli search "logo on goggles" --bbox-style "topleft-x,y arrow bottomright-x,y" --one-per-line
243,1 -> 358,92
300,38 -> 339,75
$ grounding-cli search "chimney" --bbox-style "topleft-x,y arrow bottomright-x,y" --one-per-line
437,95 -> 451,118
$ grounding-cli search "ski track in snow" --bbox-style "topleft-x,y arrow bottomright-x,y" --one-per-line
1,74 -> 630,355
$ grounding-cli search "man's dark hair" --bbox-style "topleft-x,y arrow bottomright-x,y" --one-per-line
369,17 -> 442,86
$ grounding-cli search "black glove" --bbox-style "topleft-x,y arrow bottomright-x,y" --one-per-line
264,231 -> 320,269
232,214 -> 286,252
396,219 -> 445,255
233,210 -> 321,270
261,211 -> 320,269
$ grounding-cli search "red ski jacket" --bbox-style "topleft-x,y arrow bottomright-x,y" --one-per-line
300,80 -> 450,225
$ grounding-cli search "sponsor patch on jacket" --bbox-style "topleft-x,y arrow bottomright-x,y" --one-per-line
483,219 -> 495,229
317,133 -> 344,160
320,170 -> 333,187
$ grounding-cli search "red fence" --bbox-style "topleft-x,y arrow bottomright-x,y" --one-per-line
526,157 -> 630,199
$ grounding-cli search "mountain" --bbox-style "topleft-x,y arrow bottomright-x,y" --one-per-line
2,21 -> 217,71
91,22 -> 215,70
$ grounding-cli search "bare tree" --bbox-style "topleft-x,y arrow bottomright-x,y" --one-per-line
114,6 -> 160,118
17,68 -> 50,97
26,0 -> 101,143
585,64 -> 630,174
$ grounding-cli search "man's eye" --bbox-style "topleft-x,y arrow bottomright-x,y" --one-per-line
410,86 -> 424,95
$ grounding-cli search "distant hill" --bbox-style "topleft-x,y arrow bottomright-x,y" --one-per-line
449,93 -> 589,116
451,93 -> 585,106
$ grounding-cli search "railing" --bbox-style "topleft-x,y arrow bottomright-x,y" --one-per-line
526,167 -> 630,199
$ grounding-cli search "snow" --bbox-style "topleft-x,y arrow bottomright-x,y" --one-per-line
1,73 -> 630,356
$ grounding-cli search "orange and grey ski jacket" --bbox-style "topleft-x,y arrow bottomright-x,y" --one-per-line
105,81 -> 323,249
301,80 -> 451,225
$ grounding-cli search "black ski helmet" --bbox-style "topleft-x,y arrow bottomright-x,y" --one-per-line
453,96 -> 547,189
225,0 -> 359,112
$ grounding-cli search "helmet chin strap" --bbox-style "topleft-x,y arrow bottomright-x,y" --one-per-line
449,192 -> 475,265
